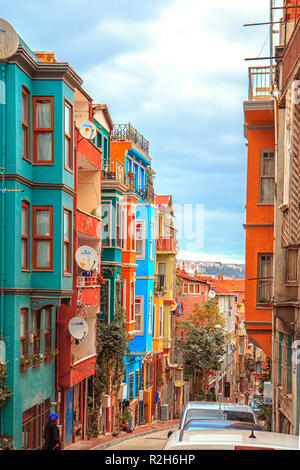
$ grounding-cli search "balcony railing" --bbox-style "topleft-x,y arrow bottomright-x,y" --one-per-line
248,66 -> 275,100
156,237 -> 177,252
111,123 -> 149,154
101,159 -> 125,183
77,273 -> 101,288
137,183 -> 155,203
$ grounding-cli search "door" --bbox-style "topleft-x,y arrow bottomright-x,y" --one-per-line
65,387 -> 73,445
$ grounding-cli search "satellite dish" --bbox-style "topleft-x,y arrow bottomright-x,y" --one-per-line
79,120 -> 97,140
0,19 -> 19,60
75,245 -> 98,271
208,290 -> 216,299
68,317 -> 89,341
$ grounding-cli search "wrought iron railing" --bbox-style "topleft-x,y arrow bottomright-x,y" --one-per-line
248,66 -> 275,100
101,158 -> 124,183
111,123 -> 149,154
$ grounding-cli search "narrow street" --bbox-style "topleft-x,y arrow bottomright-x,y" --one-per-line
93,429 -> 170,451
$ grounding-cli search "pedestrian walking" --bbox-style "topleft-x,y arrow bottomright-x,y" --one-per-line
244,391 -> 250,406
234,392 -> 238,404
41,413 -> 61,450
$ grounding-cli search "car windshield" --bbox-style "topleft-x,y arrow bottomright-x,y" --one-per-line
185,409 -> 255,424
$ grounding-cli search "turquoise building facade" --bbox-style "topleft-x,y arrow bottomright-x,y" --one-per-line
0,38 -> 82,449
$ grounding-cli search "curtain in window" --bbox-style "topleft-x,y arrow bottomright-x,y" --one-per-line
36,210 -> 50,236
36,101 -> 51,128
36,133 -> 52,161
36,241 -> 51,267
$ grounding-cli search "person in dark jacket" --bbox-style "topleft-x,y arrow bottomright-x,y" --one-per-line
41,413 -> 61,450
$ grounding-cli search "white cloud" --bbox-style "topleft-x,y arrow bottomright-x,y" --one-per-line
177,250 -> 245,264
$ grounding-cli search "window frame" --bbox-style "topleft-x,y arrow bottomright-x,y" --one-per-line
22,87 -> 30,162
63,209 -> 72,275
259,149 -> 275,204
21,200 -> 30,271
32,206 -> 53,271
134,295 -> 143,335
20,308 -> 29,357
64,99 -> 73,171
136,220 -> 145,259
159,305 -> 164,338
44,307 -> 52,353
257,253 -> 273,305
32,96 -> 54,165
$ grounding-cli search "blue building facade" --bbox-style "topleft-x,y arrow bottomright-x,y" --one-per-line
0,37 -> 83,448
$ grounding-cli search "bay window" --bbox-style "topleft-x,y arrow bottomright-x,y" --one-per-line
21,201 -> 30,270
33,207 -> 53,270
33,97 -> 54,164
64,100 -> 73,170
22,87 -> 30,161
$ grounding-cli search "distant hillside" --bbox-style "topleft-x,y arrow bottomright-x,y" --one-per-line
177,260 -> 245,279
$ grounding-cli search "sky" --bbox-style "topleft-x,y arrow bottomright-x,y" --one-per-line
1,0 -> 279,264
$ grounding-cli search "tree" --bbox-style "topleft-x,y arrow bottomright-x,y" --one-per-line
182,323 -> 226,400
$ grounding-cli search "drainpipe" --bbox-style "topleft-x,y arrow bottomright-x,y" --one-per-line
0,63 -> 7,436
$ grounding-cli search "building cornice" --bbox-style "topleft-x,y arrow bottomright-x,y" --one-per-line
4,174 -> 75,196
3,288 -> 74,296
2,45 -> 83,90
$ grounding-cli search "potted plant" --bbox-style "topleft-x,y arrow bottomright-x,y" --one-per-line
32,352 -> 43,367
20,355 -> 32,371
44,349 -> 58,363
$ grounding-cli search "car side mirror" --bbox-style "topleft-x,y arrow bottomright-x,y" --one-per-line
167,431 -> 173,438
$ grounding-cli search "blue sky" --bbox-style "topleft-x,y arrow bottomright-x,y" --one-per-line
1,0 -> 276,263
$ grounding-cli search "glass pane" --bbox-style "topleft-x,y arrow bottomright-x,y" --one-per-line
65,105 -> 71,134
20,311 -> 25,337
22,93 -> 27,122
36,101 -> 51,128
65,138 -> 70,166
36,240 -> 51,267
35,210 -> 50,236
36,133 -> 52,161
64,212 -> 70,240
64,243 -> 69,271
22,127 -> 27,156
21,239 -> 26,267
263,155 -> 274,176
261,178 -> 274,202
22,206 -> 28,235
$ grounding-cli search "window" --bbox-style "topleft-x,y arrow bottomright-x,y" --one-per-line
64,101 -> 73,170
257,253 -> 273,304
159,305 -> 164,337
148,294 -> 152,334
286,248 -> 298,282
100,281 -> 109,322
135,370 -> 140,398
131,212 -> 136,251
195,284 -> 200,294
116,202 -> 121,248
135,297 -> 143,334
22,87 -> 30,161
188,283 -> 195,294
103,136 -> 108,160
150,218 -> 154,260
44,308 -> 52,353
152,303 -> 157,337
136,221 -> 145,258
20,308 -> 29,357
183,283 -> 188,294
97,131 -> 102,149
32,309 -> 41,354
32,207 -> 53,270
259,150 -> 275,203
130,281 -> 135,322
63,209 -> 71,274
102,204 -> 110,247
33,97 -> 54,164
158,262 -> 166,289
21,201 -> 30,270
128,373 -> 134,401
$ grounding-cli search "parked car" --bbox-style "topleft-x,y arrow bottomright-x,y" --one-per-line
163,428 -> 299,450
184,419 -> 266,432
179,402 -> 258,430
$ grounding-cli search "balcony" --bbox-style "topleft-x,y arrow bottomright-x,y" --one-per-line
137,183 -> 155,204
101,158 -> 125,184
248,66 -> 275,100
76,208 -> 100,238
111,123 -> 149,155
156,237 -> 177,252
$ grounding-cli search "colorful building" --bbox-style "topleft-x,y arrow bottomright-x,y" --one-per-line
243,63 -> 275,359
0,31 -> 83,448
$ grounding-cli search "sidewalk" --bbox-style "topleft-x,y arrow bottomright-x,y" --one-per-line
64,419 -> 180,451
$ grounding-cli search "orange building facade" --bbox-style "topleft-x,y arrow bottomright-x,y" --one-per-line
243,69 -> 276,359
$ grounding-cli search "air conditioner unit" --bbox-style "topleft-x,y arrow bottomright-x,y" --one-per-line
102,394 -> 111,408
118,383 -> 127,400
138,390 -> 144,401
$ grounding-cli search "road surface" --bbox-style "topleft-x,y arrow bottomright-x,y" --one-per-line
95,428 -> 171,450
